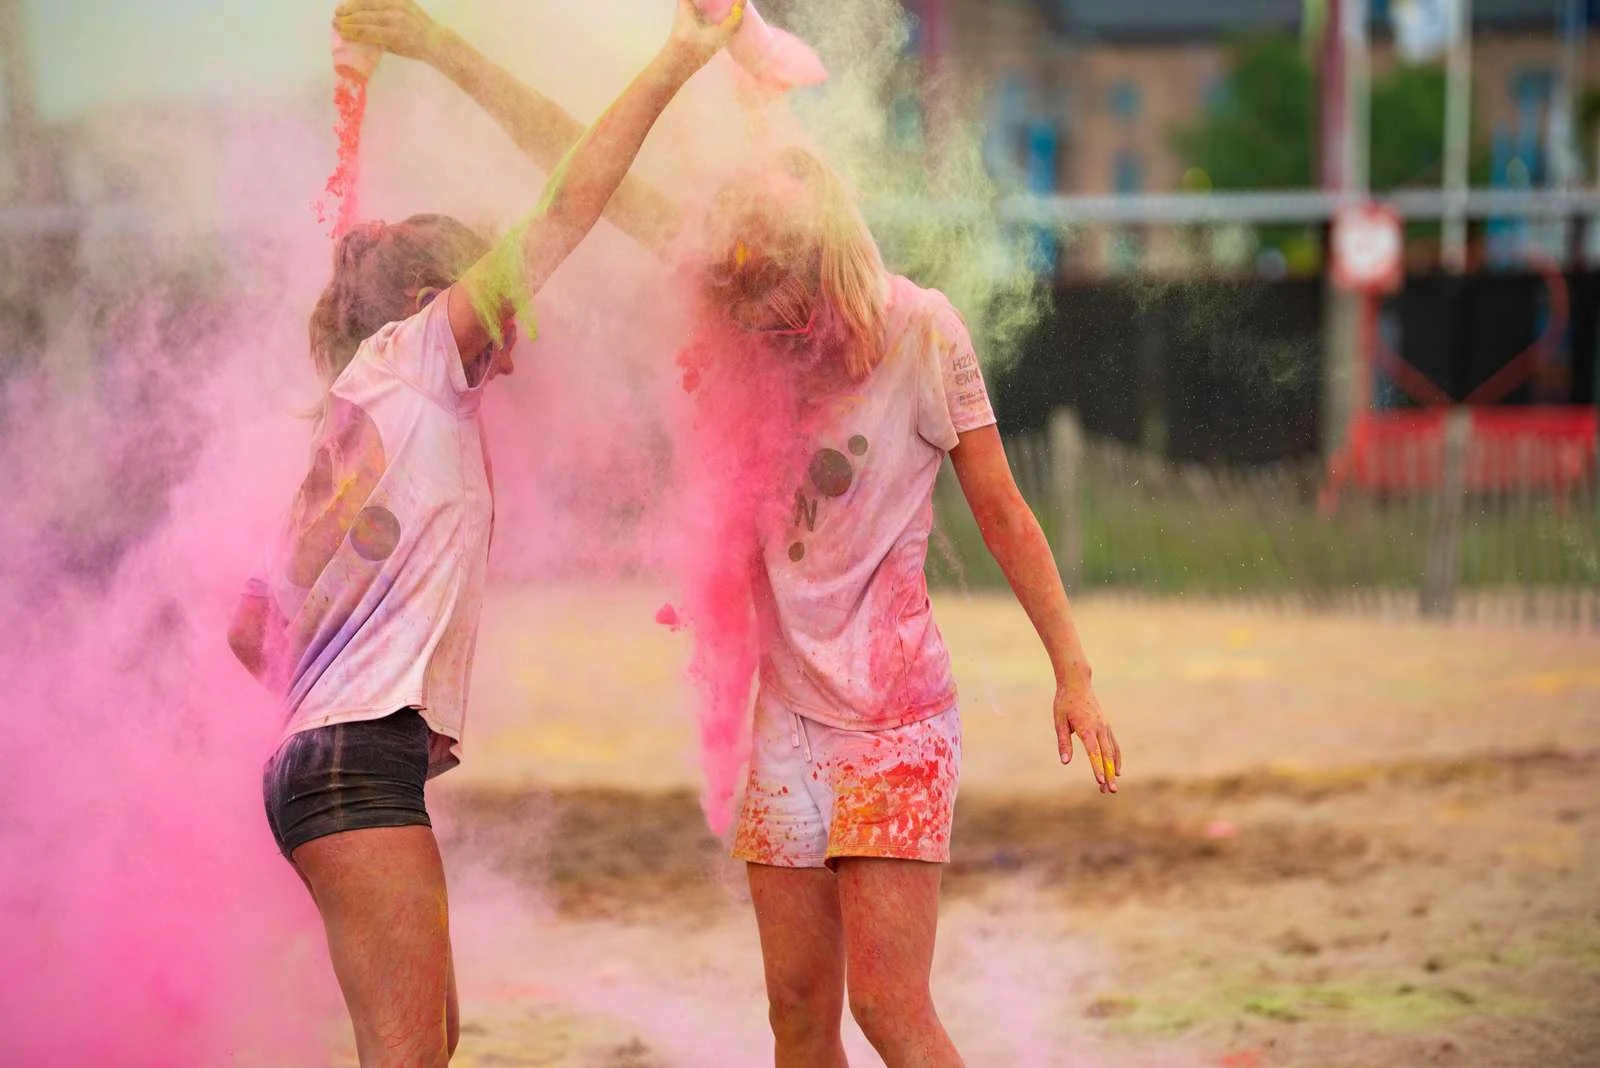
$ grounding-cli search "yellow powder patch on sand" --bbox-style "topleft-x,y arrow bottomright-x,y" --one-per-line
1181,657 -> 1275,681
1521,668 -> 1600,697
1223,626 -> 1257,650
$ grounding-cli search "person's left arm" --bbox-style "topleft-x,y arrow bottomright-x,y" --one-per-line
920,296 -> 1120,793
948,428 -> 1119,792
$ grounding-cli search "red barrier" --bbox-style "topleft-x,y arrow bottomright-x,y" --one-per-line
1333,407 -> 1597,497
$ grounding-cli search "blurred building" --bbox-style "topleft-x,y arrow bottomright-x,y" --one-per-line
907,0 -> 1600,273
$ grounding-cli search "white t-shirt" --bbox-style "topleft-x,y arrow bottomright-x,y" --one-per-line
754,274 -> 997,731
249,297 -> 495,775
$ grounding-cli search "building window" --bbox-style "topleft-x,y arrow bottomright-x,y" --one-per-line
1113,151 -> 1143,195
985,76 -> 1030,177
1109,80 -> 1141,121
1513,69 -> 1555,109
1511,68 -> 1555,186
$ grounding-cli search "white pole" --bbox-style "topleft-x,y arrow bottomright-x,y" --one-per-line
1556,0 -> 1584,265
1344,0 -> 1371,194
1442,0 -> 1473,272
1556,0 -> 1581,187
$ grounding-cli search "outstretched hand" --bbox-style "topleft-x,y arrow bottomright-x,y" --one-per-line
666,0 -> 746,70
333,0 -> 445,62
1055,676 -> 1121,794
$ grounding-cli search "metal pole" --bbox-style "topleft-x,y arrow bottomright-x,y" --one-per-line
1442,0 -> 1473,272
1321,0 -> 1372,460
1557,0 -> 1585,265
1343,0 -> 1370,194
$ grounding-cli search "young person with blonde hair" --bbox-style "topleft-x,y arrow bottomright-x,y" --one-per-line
339,5 -> 1120,1066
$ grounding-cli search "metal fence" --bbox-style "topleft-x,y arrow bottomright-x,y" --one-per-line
931,411 -> 1600,628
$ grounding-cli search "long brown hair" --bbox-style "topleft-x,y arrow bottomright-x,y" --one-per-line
702,148 -> 888,380
308,214 -> 490,390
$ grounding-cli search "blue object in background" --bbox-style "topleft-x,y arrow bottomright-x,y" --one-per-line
1109,80 -> 1141,121
1114,151 -> 1144,195
1026,118 -> 1060,273
1512,68 -> 1553,187
1375,302 -> 1403,410
1487,125 -> 1522,267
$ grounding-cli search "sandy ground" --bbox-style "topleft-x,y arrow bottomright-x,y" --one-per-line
321,588 -> 1599,1067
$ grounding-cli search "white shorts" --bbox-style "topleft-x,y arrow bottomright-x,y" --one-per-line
731,701 -> 961,868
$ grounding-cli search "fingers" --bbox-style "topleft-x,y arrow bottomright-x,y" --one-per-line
1057,725 -> 1073,766
334,0 -> 387,16
335,12 -> 401,31
723,0 -> 749,30
1079,730 -> 1108,793
333,12 -> 401,45
1098,723 -> 1118,793
334,0 -> 400,15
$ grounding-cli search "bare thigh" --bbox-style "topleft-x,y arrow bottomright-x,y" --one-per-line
834,857 -> 942,997
748,864 -> 846,1000
747,864 -> 849,1068
292,825 -> 458,1068
835,858 -> 962,1067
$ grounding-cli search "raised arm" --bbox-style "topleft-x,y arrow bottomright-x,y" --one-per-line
334,0 -> 683,255
949,425 -> 1122,794
432,1 -> 739,361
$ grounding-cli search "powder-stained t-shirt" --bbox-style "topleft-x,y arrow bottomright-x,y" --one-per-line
754,274 -> 997,731
247,297 -> 494,776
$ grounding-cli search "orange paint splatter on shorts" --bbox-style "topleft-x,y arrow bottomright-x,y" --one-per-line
732,793 -> 782,862
828,732 -> 956,860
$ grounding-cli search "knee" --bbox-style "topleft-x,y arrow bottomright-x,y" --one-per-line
767,973 -> 840,1041
848,981 -> 932,1044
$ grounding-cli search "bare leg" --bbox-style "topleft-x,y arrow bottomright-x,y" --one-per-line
835,858 -> 963,1068
292,826 -> 457,1067
747,864 -> 850,1068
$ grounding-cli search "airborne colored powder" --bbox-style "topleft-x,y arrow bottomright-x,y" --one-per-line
317,71 -> 368,236
1,1 -> 1046,1060
663,316 -> 822,834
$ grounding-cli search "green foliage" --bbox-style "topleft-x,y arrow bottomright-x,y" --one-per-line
1171,37 -> 1315,191
1173,35 -> 1476,194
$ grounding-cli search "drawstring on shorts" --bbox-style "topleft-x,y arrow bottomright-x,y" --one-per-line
789,711 -> 814,764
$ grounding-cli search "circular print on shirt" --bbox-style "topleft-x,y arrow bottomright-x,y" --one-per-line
286,397 -> 394,586
809,448 -> 854,498
350,506 -> 402,562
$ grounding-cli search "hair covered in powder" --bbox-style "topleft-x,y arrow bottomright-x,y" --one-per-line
699,146 -> 887,381
308,213 -> 492,390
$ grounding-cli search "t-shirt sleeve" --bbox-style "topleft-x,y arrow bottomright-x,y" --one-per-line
916,295 -> 997,451
360,294 -> 469,405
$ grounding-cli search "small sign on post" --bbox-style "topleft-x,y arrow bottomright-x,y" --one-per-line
1332,203 -> 1404,293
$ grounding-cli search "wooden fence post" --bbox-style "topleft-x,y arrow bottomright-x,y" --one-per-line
1420,408 -> 1471,619
1049,408 -> 1084,592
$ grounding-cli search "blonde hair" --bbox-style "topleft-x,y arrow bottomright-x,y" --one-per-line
704,147 -> 888,380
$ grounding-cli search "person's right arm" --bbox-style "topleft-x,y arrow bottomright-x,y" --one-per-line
439,2 -> 739,362
334,0 -> 683,255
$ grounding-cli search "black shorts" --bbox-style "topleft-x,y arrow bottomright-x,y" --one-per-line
262,708 -> 433,859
